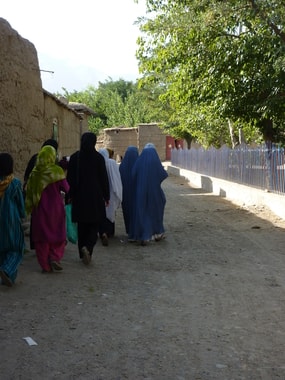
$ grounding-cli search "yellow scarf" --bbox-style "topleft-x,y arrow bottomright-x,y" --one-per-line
0,174 -> 14,198
25,146 -> 65,215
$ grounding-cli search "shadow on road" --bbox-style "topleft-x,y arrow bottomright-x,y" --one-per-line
1,173 -> 285,379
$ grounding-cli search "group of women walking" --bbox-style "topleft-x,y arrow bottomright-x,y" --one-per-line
0,132 -> 168,287
119,143 -> 168,245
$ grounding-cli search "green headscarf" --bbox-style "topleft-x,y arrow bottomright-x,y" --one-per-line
25,145 -> 65,214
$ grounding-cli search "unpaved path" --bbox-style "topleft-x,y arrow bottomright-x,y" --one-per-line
1,173 -> 285,380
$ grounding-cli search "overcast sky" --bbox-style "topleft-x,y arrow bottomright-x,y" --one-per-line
2,0 -> 147,93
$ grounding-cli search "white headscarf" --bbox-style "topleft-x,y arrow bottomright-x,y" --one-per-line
144,142 -> 156,149
99,148 -> 122,222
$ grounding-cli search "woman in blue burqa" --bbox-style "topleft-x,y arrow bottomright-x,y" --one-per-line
119,146 -> 139,241
131,143 -> 168,246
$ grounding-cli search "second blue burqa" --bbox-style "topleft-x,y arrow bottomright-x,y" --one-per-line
119,146 -> 139,237
131,144 -> 168,242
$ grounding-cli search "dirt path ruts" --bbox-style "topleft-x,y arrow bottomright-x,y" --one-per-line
1,173 -> 285,380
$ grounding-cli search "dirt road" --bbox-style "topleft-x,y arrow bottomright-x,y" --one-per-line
1,173 -> 285,380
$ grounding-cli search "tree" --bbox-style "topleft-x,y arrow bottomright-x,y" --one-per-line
136,0 -> 285,146
57,78 -> 171,132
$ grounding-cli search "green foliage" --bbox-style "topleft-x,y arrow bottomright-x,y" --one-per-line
136,0 -> 285,145
56,78 -> 172,132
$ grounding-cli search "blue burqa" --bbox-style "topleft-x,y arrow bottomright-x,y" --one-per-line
131,145 -> 168,242
119,146 -> 139,236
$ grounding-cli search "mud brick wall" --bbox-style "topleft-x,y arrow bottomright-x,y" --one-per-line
97,124 -> 166,162
97,127 -> 138,161
0,18 -> 82,180
43,92 -> 82,160
137,123 -> 166,161
0,18 -> 45,179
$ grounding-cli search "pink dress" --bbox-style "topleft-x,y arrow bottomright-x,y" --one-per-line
31,179 -> 69,271
32,179 -> 69,243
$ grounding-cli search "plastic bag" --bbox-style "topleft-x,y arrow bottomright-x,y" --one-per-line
65,204 -> 78,244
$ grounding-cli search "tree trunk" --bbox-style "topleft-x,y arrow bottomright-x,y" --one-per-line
239,128 -> 245,144
228,119 -> 239,148
185,136 -> 192,149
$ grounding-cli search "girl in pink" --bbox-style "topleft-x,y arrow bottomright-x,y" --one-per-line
25,145 -> 69,273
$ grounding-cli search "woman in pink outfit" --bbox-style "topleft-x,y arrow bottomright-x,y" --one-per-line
25,145 -> 69,273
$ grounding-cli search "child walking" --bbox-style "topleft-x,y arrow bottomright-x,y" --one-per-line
25,145 -> 69,273
0,153 -> 26,286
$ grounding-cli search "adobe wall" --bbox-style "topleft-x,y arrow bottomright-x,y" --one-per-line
0,18 -> 45,179
97,123 -> 166,161
97,127 -> 138,161
43,92 -> 81,159
0,18 -> 81,180
137,123 -> 166,160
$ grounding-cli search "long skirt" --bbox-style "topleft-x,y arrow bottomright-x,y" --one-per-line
34,241 -> 66,272
0,251 -> 23,283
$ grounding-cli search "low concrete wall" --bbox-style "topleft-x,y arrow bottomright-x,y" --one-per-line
166,164 -> 285,221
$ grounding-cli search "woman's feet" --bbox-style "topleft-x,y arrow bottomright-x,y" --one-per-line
41,261 -> 63,273
42,269 -> 53,274
81,246 -> 91,265
0,270 -> 13,287
101,233 -> 109,246
154,233 -> 165,242
51,261 -> 63,271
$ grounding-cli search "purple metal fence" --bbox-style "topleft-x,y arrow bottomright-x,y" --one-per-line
171,144 -> 285,194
